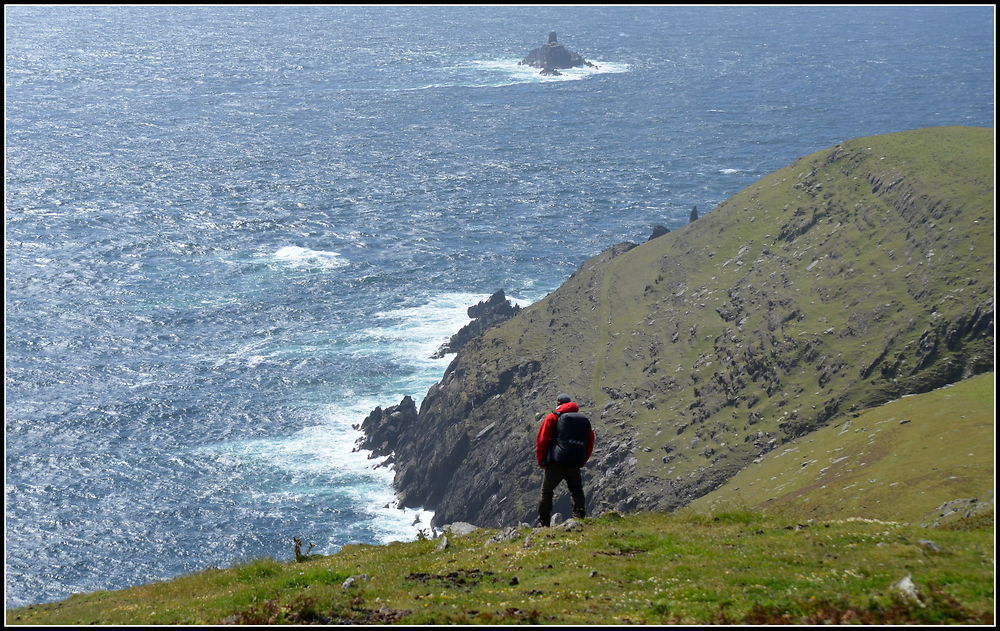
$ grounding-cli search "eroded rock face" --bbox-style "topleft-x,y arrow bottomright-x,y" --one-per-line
357,396 -> 419,459
519,32 -> 596,73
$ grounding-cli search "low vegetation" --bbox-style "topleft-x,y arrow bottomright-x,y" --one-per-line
8,508 -> 992,625
686,372 -> 994,526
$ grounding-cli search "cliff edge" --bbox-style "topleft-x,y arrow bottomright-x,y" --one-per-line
362,126 -> 995,528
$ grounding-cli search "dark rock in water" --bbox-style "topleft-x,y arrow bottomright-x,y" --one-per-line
519,32 -> 596,73
432,290 -> 521,358
648,225 -> 671,241
357,395 -> 419,458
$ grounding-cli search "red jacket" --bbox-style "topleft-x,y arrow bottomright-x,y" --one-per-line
535,401 -> 595,467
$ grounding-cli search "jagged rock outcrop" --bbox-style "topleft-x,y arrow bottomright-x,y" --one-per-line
357,396 -> 418,460
648,225 -> 671,241
432,290 -> 521,358
360,127 -> 994,529
519,32 -> 596,74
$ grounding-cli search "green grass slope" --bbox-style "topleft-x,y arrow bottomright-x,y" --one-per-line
7,511 -> 992,625
389,126 -> 994,527
685,373 -> 994,525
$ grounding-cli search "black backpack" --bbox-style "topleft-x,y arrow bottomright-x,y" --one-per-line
546,411 -> 592,467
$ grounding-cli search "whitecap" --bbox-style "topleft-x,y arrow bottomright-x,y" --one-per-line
719,168 -> 742,174
362,291 -> 534,368
211,338 -> 274,369
271,245 -> 348,270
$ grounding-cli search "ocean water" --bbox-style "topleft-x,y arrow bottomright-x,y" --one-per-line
5,5 -> 993,608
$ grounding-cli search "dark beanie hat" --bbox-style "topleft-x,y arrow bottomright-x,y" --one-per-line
556,393 -> 572,404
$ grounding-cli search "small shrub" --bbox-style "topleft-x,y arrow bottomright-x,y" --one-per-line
222,595 -> 333,625
649,598 -> 672,617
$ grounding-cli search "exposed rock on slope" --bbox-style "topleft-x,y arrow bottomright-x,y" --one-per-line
362,126 -> 994,528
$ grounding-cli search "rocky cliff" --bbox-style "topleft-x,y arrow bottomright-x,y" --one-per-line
360,126 -> 995,528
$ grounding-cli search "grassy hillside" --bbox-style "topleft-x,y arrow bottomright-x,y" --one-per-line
685,373 -> 994,525
7,511 -> 993,625
384,126 -> 994,527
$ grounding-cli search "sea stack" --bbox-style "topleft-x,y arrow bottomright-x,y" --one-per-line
519,31 -> 596,74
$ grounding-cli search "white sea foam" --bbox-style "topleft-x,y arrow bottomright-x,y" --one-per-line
271,245 -> 348,270
471,59 -> 629,85
362,291 -> 534,372
363,291 -> 491,366
719,168 -> 743,174
202,396 -> 434,545
407,59 -> 630,90
202,291 -> 535,545
211,337 -> 274,369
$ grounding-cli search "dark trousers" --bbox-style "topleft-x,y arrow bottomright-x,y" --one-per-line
538,463 -> 586,526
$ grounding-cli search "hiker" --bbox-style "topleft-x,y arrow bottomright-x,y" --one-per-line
535,393 -> 595,527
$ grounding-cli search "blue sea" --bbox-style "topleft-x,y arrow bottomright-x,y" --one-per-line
5,6 -> 993,608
